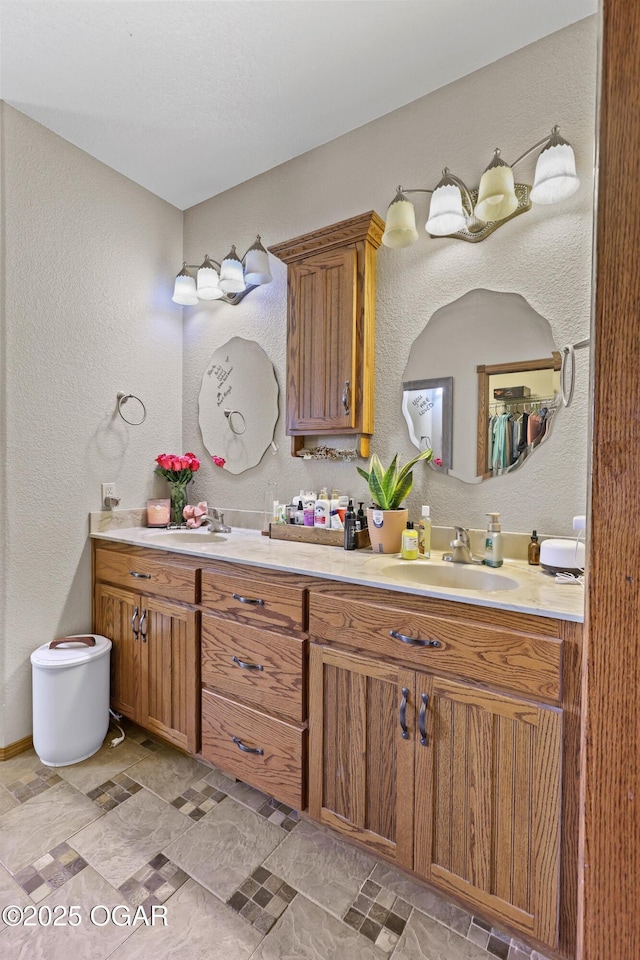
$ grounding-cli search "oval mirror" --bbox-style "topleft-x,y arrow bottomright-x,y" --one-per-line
199,337 -> 279,475
402,289 -> 561,484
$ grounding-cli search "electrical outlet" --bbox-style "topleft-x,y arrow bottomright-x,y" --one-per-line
101,483 -> 117,506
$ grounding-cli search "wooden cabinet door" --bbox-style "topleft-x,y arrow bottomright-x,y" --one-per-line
287,248 -> 357,433
414,674 -> 562,948
139,596 -> 199,754
308,644 -> 415,866
94,582 -> 140,721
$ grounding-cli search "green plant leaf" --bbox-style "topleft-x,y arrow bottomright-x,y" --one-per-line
356,466 -> 370,484
395,448 -> 433,487
368,465 -> 388,509
390,470 -> 414,508
381,454 -> 399,506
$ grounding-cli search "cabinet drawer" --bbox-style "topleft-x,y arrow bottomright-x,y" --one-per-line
201,689 -> 305,810
201,570 -> 306,632
201,615 -> 305,723
95,547 -> 196,604
309,595 -> 561,702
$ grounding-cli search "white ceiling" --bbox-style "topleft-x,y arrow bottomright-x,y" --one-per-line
1,0 -> 597,210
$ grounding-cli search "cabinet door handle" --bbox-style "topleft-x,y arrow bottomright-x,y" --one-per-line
131,605 -> 139,639
232,656 -> 264,671
419,693 -> 429,746
139,608 -> 147,643
232,736 -> 264,755
389,629 -> 441,648
129,570 -> 151,580
342,380 -> 350,415
399,687 -> 410,740
231,593 -> 264,606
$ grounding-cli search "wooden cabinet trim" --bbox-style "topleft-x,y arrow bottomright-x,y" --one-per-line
269,210 -> 384,263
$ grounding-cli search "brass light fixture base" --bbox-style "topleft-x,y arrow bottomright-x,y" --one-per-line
430,184 -> 532,243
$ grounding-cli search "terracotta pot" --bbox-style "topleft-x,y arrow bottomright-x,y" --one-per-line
367,507 -> 409,554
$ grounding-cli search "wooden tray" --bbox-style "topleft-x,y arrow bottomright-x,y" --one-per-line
269,523 -> 371,549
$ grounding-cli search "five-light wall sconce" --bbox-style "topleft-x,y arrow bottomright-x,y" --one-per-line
382,126 -> 580,247
172,236 -> 272,306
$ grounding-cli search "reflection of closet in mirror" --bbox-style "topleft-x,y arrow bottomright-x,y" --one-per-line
477,354 -> 561,479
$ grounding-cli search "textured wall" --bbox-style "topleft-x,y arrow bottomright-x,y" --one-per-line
183,18 -> 596,539
0,104 -> 183,744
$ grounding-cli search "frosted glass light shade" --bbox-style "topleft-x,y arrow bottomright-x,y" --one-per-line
196,257 -> 224,300
426,183 -> 467,236
219,245 -> 245,293
475,161 -> 518,223
531,142 -> 580,204
382,191 -> 419,248
244,238 -> 272,285
172,268 -> 198,306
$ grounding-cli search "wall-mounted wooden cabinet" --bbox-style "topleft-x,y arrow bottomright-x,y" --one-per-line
269,211 -> 384,458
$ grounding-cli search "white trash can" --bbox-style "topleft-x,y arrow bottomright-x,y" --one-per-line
31,634 -> 112,767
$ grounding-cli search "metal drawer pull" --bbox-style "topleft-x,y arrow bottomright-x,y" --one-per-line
139,609 -> 147,643
232,736 -> 264,755
232,656 -> 264,671
342,380 -> 350,415
232,593 -> 264,606
399,687 -> 410,740
419,693 -> 429,746
129,571 -> 151,579
131,606 -> 139,639
389,629 -> 441,648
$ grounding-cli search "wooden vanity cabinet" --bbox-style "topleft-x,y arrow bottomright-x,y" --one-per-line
93,544 -> 199,753
269,211 -> 384,458
199,563 -> 310,810
308,584 -> 575,955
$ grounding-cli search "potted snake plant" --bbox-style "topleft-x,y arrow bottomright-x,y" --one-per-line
357,448 -> 434,553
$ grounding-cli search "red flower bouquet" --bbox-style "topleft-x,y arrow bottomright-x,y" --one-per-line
155,452 -> 201,525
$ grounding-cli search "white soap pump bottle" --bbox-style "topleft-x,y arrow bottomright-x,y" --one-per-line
484,512 -> 503,568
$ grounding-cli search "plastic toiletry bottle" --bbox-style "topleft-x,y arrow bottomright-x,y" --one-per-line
484,512 -> 504,567
357,502 -> 367,530
314,488 -> 330,528
303,503 -> 315,527
295,500 -> 305,525
418,506 -> 431,558
344,500 -> 357,550
528,530 -> 540,565
401,521 -> 419,560
330,490 -> 343,529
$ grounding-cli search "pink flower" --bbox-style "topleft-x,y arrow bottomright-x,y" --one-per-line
212,456 -> 226,468
155,454 -> 173,470
434,457 -> 443,467
184,453 -> 200,471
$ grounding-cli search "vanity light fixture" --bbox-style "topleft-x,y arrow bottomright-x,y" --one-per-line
382,126 -> 580,247
172,236 -> 272,306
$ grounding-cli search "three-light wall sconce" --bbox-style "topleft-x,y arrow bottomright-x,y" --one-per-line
172,236 -> 272,306
382,126 -> 580,247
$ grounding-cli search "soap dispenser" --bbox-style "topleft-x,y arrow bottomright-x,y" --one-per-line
484,512 -> 503,568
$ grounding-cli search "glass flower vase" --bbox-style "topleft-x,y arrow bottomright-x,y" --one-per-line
169,481 -> 189,526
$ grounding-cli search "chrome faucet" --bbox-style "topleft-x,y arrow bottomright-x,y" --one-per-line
442,526 -> 483,564
200,509 -> 232,534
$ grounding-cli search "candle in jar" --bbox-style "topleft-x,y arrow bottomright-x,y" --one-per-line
147,499 -> 171,526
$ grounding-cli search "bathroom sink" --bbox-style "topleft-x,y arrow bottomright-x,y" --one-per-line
368,560 -> 520,593
148,530 -> 227,545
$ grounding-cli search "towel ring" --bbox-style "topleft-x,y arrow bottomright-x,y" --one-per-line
224,409 -> 246,435
117,391 -> 147,425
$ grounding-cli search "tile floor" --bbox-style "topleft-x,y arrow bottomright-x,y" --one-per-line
0,723 -> 552,959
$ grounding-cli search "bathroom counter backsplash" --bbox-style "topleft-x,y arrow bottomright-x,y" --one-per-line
90,511 -> 584,622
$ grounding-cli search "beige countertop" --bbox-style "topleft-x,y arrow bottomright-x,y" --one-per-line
90,521 -> 585,623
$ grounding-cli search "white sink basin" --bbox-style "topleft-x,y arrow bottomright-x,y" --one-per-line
368,559 -> 520,593
148,530 -> 227,545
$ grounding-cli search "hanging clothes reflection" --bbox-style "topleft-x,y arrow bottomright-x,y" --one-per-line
487,396 -> 556,475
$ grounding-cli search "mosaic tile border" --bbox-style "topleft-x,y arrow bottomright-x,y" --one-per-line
13,843 -> 87,901
171,780 -> 227,821
6,767 -> 62,804
256,797 -> 300,832
227,866 -> 297,935
118,853 -> 189,910
86,773 -> 142,811
343,877 -> 411,954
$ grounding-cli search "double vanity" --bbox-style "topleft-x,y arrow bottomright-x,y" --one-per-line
91,521 -> 583,959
